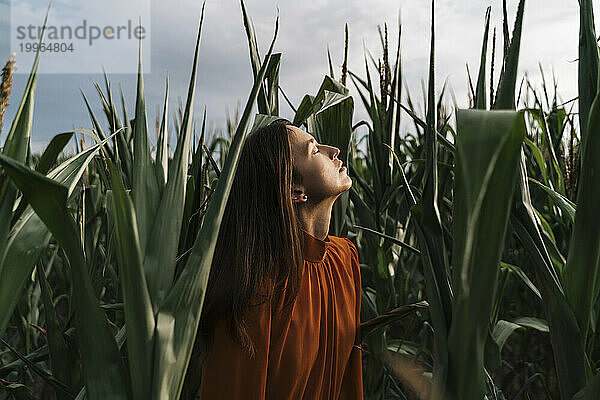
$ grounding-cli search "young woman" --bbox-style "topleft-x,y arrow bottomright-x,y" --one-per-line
185,119 -> 363,399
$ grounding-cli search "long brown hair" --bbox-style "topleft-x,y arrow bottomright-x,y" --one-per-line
195,118 -> 305,362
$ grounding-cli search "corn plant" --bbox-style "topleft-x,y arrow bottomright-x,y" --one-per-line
2,0 -> 600,399
340,0 -> 600,398
0,1 -> 282,399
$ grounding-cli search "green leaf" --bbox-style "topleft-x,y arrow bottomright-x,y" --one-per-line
513,317 -> 549,333
0,135 -> 114,338
73,325 -> 128,400
415,5 -> 453,398
563,82 -> 600,340
150,7 -> 279,399
313,75 -> 350,106
251,114 -> 286,132
349,186 -> 376,231
500,262 -> 541,299
132,25 -> 160,258
573,373 -> 600,400
292,94 -> 315,126
528,177 -> 575,223
1,6 -> 49,162
155,74 -> 169,188
0,338 -> 74,398
492,320 -> 522,352
0,6 -> 50,270
265,53 -> 281,115
486,319 -> 523,372
523,136 -> 549,184
353,224 -> 420,255
327,45 -> 335,80
13,131 -> 75,221
524,108 -> 564,193
80,89 -> 105,138
240,0 -> 270,115
36,132 -> 75,175
0,343 -> 49,375
36,255 -> 72,399
474,7 -> 491,110
360,301 -> 428,338
0,154 -> 128,399
447,109 -> 525,400
578,0 -> 599,159
512,150 -> 587,400
1,382 -> 38,400
494,0 -> 525,110
108,161 -> 155,400
143,3 -> 205,312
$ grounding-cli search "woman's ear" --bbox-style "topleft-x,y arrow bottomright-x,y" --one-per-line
292,187 -> 308,203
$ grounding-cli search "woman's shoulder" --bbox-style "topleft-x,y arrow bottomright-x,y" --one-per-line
325,235 -> 361,296
325,235 -> 360,272
327,235 -> 358,256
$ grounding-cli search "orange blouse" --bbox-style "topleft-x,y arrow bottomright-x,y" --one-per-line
198,229 -> 363,399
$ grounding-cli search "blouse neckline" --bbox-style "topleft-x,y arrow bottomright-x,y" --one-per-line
301,228 -> 332,262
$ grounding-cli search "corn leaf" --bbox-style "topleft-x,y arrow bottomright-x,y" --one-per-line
240,0 -> 271,115
573,374 -> 600,400
155,74 -> 169,187
412,4 -> 453,397
108,161 -> 154,400
0,135 -> 114,338
251,114 -> 285,132
0,154 -> 128,399
563,89 -> 600,340
512,150 -> 587,400
528,177 -> 575,224
36,259 -> 72,399
474,7 -> 491,110
150,10 -> 279,399
143,3 -> 205,312
36,132 -> 75,175
447,109 -> 525,400
132,29 -> 160,259
353,224 -> 420,256
360,301 -> 428,338
0,7 -> 49,267
578,0 -> 599,159
494,0 -> 525,110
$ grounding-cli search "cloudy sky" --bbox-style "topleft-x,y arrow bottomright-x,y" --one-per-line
0,0 -> 598,153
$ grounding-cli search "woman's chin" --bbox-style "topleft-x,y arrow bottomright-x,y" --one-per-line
340,177 -> 352,192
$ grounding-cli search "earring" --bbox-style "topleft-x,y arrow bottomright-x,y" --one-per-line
302,194 -> 308,200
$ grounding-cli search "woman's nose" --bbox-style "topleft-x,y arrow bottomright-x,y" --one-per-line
328,146 -> 340,160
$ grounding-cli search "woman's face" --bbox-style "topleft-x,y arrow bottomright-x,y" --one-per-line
288,125 -> 352,202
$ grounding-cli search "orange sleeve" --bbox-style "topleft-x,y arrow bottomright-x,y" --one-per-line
199,297 -> 271,400
339,238 -> 364,400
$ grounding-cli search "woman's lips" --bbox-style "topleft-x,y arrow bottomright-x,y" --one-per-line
339,166 -> 346,173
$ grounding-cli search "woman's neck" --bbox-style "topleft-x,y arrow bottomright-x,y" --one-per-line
296,197 -> 336,240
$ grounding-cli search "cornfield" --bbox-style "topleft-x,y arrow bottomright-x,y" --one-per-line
1,0 -> 599,399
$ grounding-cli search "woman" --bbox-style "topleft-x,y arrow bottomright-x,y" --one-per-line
185,119 -> 363,399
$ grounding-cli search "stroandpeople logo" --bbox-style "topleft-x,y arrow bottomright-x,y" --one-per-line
10,0 -> 151,73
